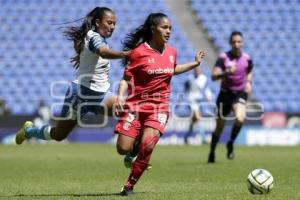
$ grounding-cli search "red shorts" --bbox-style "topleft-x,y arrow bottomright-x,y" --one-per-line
115,111 -> 169,139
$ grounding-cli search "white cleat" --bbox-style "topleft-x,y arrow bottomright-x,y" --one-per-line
15,121 -> 33,145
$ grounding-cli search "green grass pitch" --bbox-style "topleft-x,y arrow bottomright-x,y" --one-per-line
0,144 -> 299,199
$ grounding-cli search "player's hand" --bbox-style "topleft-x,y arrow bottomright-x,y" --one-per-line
226,65 -> 236,75
195,50 -> 205,65
115,96 -> 125,116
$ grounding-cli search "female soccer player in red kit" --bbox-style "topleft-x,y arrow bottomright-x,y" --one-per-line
114,13 -> 205,196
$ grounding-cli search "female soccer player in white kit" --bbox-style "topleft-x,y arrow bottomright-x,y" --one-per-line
16,7 -> 129,144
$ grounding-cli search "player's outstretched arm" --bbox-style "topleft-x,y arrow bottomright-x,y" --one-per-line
174,50 -> 205,75
96,46 -> 131,59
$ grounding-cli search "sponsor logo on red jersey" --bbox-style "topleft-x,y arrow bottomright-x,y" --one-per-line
147,67 -> 174,74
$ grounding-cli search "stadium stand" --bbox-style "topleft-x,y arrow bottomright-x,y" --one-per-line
0,0 -> 205,115
190,0 -> 300,113
1,0 -> 299,115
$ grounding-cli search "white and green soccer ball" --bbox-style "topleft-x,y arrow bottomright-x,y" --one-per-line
247,169 -> 274,194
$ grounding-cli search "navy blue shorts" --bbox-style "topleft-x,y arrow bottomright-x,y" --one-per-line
61,82 -> 107,120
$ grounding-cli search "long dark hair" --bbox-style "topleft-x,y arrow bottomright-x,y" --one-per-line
63,7 -> 114,68
121,13 -> 169,66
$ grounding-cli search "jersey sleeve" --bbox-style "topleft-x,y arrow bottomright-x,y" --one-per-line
174,49 -> 177,67
247,58 -> 253,73
124,50 -> 144,78
88,34 -> 107,53
172,48 -> 178,69
214,56 -> 225,70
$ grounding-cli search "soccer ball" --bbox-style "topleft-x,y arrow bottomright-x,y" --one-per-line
247,169 -> 274,194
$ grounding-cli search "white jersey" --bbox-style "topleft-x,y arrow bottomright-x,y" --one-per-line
73,30 -> 110,92
186,74 -> 212,102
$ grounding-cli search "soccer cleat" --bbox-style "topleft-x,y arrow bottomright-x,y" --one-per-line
120,185 -> 134,196
226,141 -> 234,160
146,164 -> 152,170
208,152 -> 215,163
124,154 -> 152,170
124,154 -> 137,168
15,121 -> 33,145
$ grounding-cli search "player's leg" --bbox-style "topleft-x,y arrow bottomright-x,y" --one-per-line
121,127 -> 160,196
100,94 -> 141,162
16,83 -> 80,144
208,92 -> 230,163
115,111 -> 141,169
16,118 -> 77,144
122,133 -> 143,168
184,110 -> 197,144
49,120 -> 77,141
208,117 -> 226,163
227,100 -> 246,159
117,134 -> 142,169
17,117 -> 78,143
47,83 -> 107,141
193,109 -> 207,144
49,87 -> 107,141
116,134 -> 136,155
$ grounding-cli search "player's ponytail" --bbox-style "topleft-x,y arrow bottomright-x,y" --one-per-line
121,13 -> 168,67
63,7 -> 113,68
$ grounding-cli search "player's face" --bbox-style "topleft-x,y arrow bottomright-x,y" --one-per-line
153,17 -> 172,44
96,11 -> 116,38
230,35 -> 243,51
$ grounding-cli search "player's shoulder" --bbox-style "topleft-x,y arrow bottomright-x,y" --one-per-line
131,44 -> 144,55
242,52 -> 252,60
129,44 -> 145,60
218,52 -> 228,59
86,30 -> 104,41
87,30 -> 98,38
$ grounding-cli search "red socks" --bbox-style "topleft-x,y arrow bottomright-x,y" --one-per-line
125,134 -> 160,188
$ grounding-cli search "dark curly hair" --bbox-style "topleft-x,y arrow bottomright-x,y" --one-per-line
63,7 -> 114,68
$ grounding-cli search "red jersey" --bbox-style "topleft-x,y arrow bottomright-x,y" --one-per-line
124,42 -> 177,113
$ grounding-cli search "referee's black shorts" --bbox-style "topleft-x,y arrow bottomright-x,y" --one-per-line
216,89 -> 248,117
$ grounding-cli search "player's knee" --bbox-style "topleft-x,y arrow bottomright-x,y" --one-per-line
52,135 -> 66,142
213,129 -> 223,137
116,143 -> 132,155
193,116 -> 200,122
235,116 -> 245,125
50,129 -> 67,142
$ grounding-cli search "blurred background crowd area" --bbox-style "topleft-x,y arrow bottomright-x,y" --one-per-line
0,0 -> 299,145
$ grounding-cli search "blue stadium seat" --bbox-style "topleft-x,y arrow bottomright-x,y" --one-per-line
190,0 -> 300,112
1,0 -> 214,115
